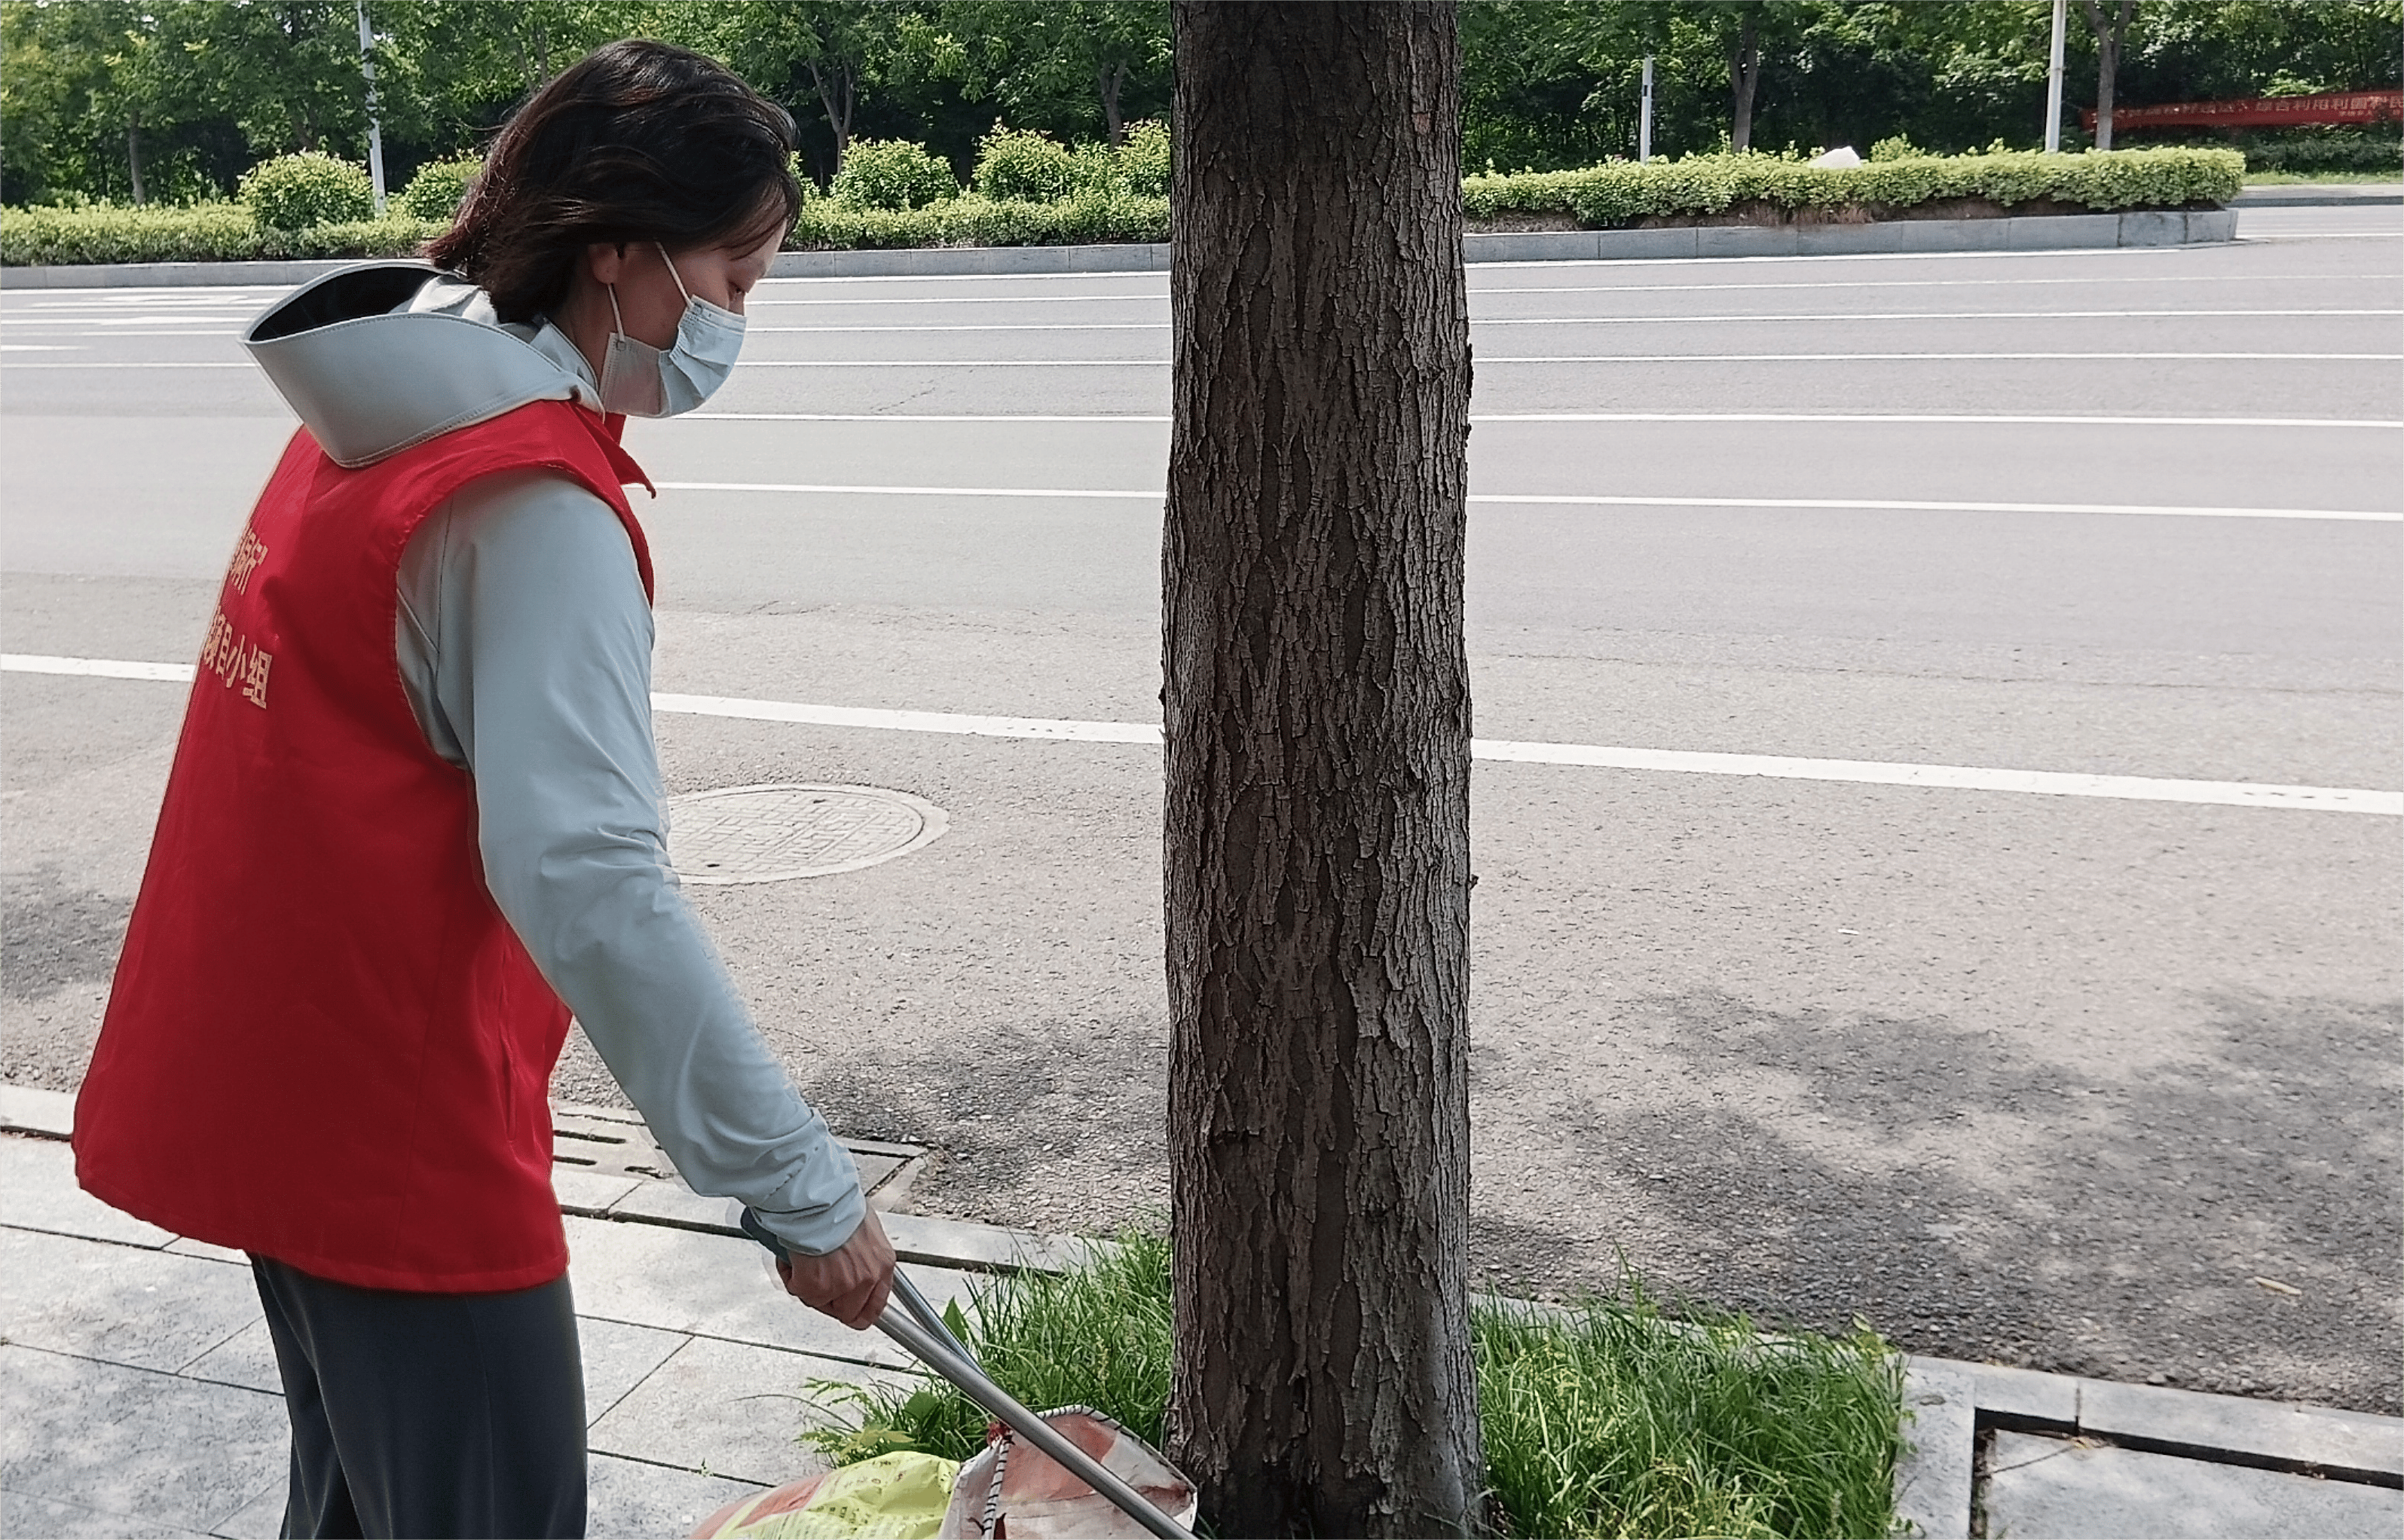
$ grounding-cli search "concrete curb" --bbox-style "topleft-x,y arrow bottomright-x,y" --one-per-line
11,1080 -> 2393,1533
0,208 -> 2237,291
2234,182 -> 2403,207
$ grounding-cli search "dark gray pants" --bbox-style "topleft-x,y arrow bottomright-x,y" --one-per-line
249,1254 -> 586,1539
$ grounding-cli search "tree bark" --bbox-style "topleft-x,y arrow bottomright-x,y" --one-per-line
2080,0 -> 2136,149
1730,11 -> 1762,152
1100,59 -> 1128,145
1163,4 -> 1478,1535
807,59 -> 857,177
126,112 -> 145,206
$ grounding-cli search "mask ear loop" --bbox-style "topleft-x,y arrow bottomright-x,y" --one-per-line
658,243 -> 695,306
605,280 -> 628,340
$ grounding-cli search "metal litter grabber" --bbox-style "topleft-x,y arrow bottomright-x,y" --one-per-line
740,1209 -> 1197,1540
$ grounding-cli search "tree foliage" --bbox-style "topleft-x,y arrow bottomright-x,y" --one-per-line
4,1 -> 2397,206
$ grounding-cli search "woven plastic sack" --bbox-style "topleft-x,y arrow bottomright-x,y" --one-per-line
690,1451 -> 961,1538
939,1407 -> 1198,1538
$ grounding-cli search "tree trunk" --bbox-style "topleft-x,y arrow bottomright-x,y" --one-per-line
1730,11 -> 1762,152
126,112 -> 145,206
1100,60 -> 1127,145
808,60 -> 856,177
2081,0 -> 2134,149
1163,4 -> 1478,1535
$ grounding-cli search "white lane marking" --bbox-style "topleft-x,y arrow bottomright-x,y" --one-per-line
684,410 -> 2404,429
1469,739 -> 2402,815
1480,351 -> 2402,363
4,331 -> 241,339
625,350 -> 2404,370
650,481 -> 2401,521
748,322 -> 1165,332
1467,273 -> 2391,295
656,691 -> 1160,744
0,344 -> 78,352
738,272 -> 2387,305
686,412 -> 1170,422
1477,307 -> 2403,322
660,480 -> 1150,499
4,655 -> 193,682
11,653 -> 2393,815
722,307 -> 2397,335
1470,493 -> 2402,521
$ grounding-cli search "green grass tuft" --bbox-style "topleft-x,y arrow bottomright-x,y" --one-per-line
806,1239 -> 1902,1538
806,1232 -> 1172,1466
1473,1279 -> 1904,1538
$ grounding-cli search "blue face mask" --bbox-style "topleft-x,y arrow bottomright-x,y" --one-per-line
598,244 -> 745,417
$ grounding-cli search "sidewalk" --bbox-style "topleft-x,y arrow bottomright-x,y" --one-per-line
4,1086 -> 2397,1538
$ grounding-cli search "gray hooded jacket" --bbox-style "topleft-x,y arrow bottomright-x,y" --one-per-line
243,262 -> 864,1257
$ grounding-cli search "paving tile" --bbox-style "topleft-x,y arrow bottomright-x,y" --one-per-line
2078,1377 -> 2404,1480
2,1133 -> 175,1248
1971,1359 -> 2080,1425
566,1215 -> 910,1368
555,1166 -> 642,1216
1893,1357 -> 1975,1540
610,1181 -> 738,1230
1,1226 -> 265,1373
163,1236 -> 250,1265
587,1336 -> 913,1489
881,1212 -> 1094,1274
0,1488 -> 218,1537
586,1451 -> 763,1540
1984,1430 -> 2404,1539
580,1317 -> 691,1425
177,1319 -> 283,1395
204,1483 -> 290,1540
0,1083 -> 76,1138
0,1345 -> 288,1537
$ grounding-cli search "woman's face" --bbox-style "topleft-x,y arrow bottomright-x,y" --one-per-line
581,222 -> 781,348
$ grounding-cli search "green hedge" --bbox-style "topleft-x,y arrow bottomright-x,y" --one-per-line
788,190 -> 1170,250
1464,147 -> 2244,227
5,146 -> 2240,265
0,203 -> 440,266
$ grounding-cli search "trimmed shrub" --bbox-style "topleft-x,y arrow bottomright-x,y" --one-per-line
1460,146 -> 2244,228
239,151 -> 375,231
2230,127 -> 2402,174
974,126 -> 1084,203
397,156 -> 481,222
0,203 -> 436,265
830,139 -> 960,211
1115,119 -> 1170,198
972,121 -> 1170,203
2,203 -> 262,264
788,190 -> 1168,250
281,217 -> 444,259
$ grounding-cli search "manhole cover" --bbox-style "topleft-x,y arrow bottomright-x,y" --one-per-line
665,783 -> 947,884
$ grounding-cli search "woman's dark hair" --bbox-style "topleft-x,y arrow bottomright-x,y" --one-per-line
427,39 -> 799,322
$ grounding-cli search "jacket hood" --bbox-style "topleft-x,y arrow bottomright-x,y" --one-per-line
244,261 -> 601,469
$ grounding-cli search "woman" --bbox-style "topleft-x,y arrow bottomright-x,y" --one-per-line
72,40 -> 892,1539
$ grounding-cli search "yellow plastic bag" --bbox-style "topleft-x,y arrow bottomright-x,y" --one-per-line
690,1451 -> 962,1539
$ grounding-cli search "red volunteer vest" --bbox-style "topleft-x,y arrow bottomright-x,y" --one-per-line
75,400 -> 653,1294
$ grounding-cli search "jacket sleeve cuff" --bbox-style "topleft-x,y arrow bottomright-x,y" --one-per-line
746,1135 -> 869,1257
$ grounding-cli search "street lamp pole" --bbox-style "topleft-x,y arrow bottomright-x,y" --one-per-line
357,0 -> 387,215
2044,0 -> 2068,152
1639,54 -> 1654,163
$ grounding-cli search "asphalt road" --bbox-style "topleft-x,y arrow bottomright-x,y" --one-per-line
4,202 -> 2398,1413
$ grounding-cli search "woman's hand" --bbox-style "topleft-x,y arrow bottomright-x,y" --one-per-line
775,1207 -> 898,1330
